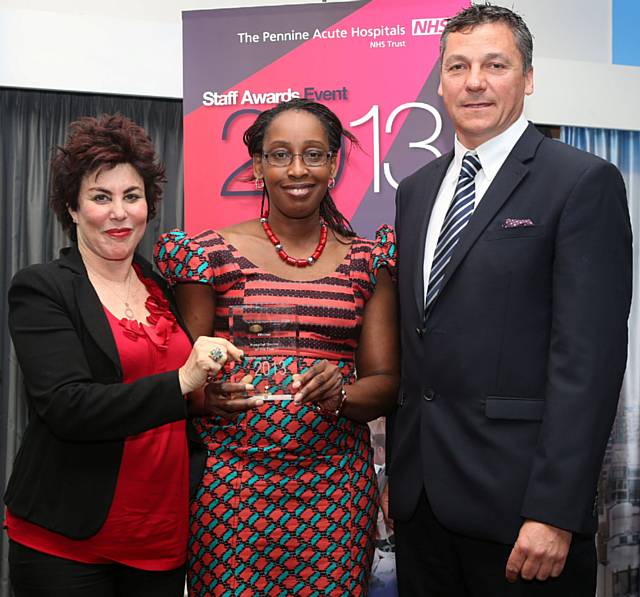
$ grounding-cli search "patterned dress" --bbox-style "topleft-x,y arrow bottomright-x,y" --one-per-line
155,225 -> 395,597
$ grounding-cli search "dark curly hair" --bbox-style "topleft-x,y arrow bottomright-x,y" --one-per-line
243,98 -> 357,238
50,113 -> 166,240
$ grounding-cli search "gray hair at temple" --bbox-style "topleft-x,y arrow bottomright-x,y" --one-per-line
439,3 -> 534,74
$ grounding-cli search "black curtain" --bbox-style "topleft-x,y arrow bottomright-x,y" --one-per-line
0,87 -> 184,597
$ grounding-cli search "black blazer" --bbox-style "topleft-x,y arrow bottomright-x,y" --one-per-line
5,245 -> 206,539
388,124 -> 632,544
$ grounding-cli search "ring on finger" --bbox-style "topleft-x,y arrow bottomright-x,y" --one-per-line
209,346 -> 225,363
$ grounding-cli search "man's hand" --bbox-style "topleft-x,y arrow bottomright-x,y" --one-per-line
505,520 -> 572,582
380,479 -> 394,534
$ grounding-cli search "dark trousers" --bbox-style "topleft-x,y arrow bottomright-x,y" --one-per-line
9,541 -> 186,597
394,491 -> 596,597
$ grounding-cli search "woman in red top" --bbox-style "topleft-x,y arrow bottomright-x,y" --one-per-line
4,114 -> 251,597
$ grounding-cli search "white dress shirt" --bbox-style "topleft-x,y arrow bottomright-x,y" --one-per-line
422,114 -> 530,302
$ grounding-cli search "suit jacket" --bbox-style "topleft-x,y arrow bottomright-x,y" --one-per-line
5,245 -> 206,539
388,124 -> 632,544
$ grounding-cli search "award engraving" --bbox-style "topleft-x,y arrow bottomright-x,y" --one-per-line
229,304 -> 300,400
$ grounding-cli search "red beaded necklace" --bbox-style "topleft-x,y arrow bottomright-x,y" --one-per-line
260,215 -> 328,268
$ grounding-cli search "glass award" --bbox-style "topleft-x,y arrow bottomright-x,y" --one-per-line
228,304 -> 300,401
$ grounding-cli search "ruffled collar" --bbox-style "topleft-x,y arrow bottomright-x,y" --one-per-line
117,264 -> 178,350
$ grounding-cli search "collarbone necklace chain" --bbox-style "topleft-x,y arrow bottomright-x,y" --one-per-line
87,265 -> 136,320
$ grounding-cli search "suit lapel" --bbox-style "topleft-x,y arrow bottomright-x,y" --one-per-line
59,246 -> 121,372
411,152 -> 453,318
434,124 -> 543,305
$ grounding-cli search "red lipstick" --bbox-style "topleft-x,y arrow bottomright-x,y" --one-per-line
105,228 -> 132,239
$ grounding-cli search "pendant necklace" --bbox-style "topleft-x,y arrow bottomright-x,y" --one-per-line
88,265 -> 136,320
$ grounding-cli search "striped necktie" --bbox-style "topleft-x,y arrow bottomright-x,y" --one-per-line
425,152 -> 482,316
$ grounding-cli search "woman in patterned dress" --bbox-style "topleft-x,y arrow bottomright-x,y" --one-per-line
155,99 -> 399,596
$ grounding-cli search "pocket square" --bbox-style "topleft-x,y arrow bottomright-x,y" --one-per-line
502,218 -> 535,229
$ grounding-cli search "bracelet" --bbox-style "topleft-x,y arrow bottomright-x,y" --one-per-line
333,386 -> 348,417
311,386 -> 348,417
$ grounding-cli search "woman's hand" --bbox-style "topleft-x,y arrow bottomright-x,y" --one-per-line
178,336 -> 243,395
292,360 -> 343,413
203,374 -> 263,419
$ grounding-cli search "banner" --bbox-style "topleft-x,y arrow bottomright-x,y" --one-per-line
183,0 -> 467,238
183,1 -> 467,593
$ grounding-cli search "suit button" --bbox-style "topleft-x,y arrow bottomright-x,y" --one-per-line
423,389 -> 435,401
415,327 -> 423,337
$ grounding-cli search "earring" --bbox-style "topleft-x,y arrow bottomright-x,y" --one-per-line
260,188 -> 270,219
328,178 -> 336,190
255,178 -> 264,191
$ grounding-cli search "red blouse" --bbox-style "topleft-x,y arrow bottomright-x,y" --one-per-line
6,269 -> 191,571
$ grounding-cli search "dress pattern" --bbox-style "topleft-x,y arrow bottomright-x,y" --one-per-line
155,226 -> 395,596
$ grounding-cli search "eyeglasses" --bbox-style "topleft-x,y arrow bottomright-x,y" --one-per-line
262,149 -> 333,168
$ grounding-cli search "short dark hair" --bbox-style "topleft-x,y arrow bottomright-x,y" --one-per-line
50,114 -> 166,240
440,3 -> 533,73
243,98 -> 358,238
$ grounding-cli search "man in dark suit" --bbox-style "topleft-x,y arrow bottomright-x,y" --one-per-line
388,4 -> 632,595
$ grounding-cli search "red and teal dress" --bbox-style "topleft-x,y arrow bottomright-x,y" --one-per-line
155,225 -> 395,596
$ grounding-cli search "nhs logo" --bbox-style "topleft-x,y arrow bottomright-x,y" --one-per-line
411,18 -> 448,36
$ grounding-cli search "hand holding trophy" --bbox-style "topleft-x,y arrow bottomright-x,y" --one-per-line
229,304 -> 300,401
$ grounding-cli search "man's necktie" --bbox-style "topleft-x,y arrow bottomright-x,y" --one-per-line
425,152 -> 482,316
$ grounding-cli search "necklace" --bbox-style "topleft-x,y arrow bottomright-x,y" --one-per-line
87,265 -> 136,320
260,217 -> 328,267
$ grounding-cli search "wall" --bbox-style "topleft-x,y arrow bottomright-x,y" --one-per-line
0,0 -> 639,130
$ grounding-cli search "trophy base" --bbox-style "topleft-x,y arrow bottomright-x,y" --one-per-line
253,393 -> 294,401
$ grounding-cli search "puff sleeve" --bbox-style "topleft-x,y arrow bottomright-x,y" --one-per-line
368,224 -> 397,286
154,229 -> 214,287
